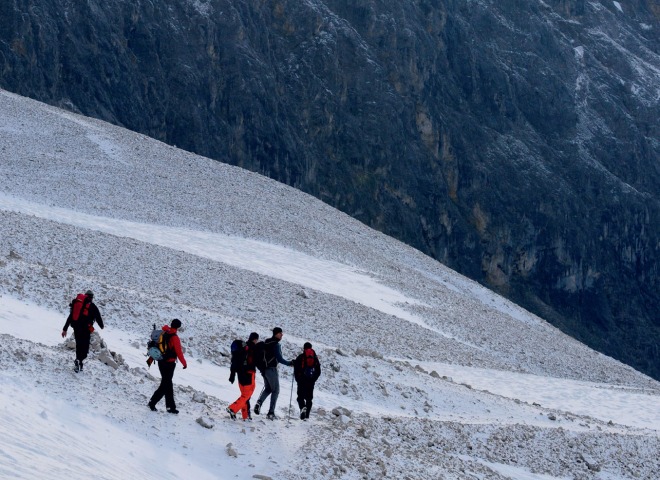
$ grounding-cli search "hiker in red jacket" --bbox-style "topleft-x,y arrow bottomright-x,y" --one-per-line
61,290 -> 104,372
148,319 -> 188,414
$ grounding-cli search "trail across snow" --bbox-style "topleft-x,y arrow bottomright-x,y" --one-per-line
3,287 -> 660,433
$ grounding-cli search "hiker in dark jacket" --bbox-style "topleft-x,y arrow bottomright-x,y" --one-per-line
254,327 -> 293,420
148,319 -> 188,414
61,290 -> 104,372
294,342 -> 321,420
227,332 -> 260,420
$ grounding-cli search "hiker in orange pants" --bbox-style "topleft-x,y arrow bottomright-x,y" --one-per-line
227,332 -> 259,420
230,371 -> 256,419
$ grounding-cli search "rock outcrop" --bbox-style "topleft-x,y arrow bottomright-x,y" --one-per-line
1,0 -> 658,377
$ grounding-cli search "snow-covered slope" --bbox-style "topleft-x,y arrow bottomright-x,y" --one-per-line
1,89 -> 659,479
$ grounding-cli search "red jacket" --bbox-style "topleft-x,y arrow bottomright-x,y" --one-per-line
162,326 -> 187,368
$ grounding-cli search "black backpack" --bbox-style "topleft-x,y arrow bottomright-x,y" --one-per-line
252,341 -> 267,372
231,339 -> 246,365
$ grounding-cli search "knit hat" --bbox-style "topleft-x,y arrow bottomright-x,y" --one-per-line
303,342 -> 312,350
171,319 -> 182,329
272,327 -> 283,335
85,290 -> 94,297
248,332 -> 259,342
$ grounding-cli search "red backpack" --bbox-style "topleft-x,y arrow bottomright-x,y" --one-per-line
71,293 -> 90,321
301,348 -> 318,378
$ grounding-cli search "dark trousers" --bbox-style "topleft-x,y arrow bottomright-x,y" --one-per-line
296,379 -> 315,414
150,361 -> 177,409
73,327 -> 91,362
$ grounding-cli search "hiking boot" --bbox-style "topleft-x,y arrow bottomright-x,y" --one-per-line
226,407 -> 236,420
167,408 -> 179,414
148,403 -> 157,412
300,407 -> 307,420
266,413 -> 278,420
74,359 -> 80,373
79,361 -> 83,371
253,402 -> 262,415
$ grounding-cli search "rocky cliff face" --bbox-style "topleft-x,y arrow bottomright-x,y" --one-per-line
1,1 -> 658,377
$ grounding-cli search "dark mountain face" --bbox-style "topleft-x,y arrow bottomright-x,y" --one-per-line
1,1 -> 658,376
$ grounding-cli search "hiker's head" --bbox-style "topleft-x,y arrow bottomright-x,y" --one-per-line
85,290 -> 94,299
303,342 -> 312,350
171,319 -> 182,330
272,327 -> 283,339
248,332 -> 259,344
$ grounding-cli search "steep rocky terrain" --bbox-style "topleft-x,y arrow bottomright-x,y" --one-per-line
1,89 -> 660,479
0,0 -> 658,377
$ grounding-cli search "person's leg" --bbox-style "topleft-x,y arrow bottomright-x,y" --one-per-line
296,382 -> 305,410
74,328 -> 91,362
305,382 -> 314,418
237,373 -> 256,419
265,369 -> 280,415
162,362 -> 177,410
256,369 -> 274,407
149,361 -> 169,407
230,374 -> 256,418
229,385 -> 243,414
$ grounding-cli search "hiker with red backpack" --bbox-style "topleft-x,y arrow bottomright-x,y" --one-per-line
61,290 -> 104,372
226,332 -> 260,420
294,342 -> 321,420
148,319 -> 188,414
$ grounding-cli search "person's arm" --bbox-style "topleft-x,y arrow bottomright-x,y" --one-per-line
172,335 -> 187,368
93,304 -> 104,329
61,314 -> 72,337
313,358 -> 322,382
293,354 -> 302,381
275,343 -> 293,367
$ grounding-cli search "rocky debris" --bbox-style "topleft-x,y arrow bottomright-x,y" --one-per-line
192,391 -> 207,403
332,407 -> 352,417
63,336 -> 76,350
97,348 -> 120,369
226,443 -> 238,458
196,416 -> 214,429
580,453 -> 601,472
355,348 -> 383,360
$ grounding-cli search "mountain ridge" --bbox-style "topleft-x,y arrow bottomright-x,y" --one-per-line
0,0 -> 658,381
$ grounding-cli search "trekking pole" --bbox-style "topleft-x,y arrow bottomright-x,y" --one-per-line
287,372 -> 294,424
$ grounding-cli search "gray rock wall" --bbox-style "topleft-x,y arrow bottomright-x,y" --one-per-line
1,0 -> 658,377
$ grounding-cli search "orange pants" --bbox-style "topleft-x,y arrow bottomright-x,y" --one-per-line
229,371 -> 256,419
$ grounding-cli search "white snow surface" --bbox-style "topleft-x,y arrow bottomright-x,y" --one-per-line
1,89 -> 659,479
